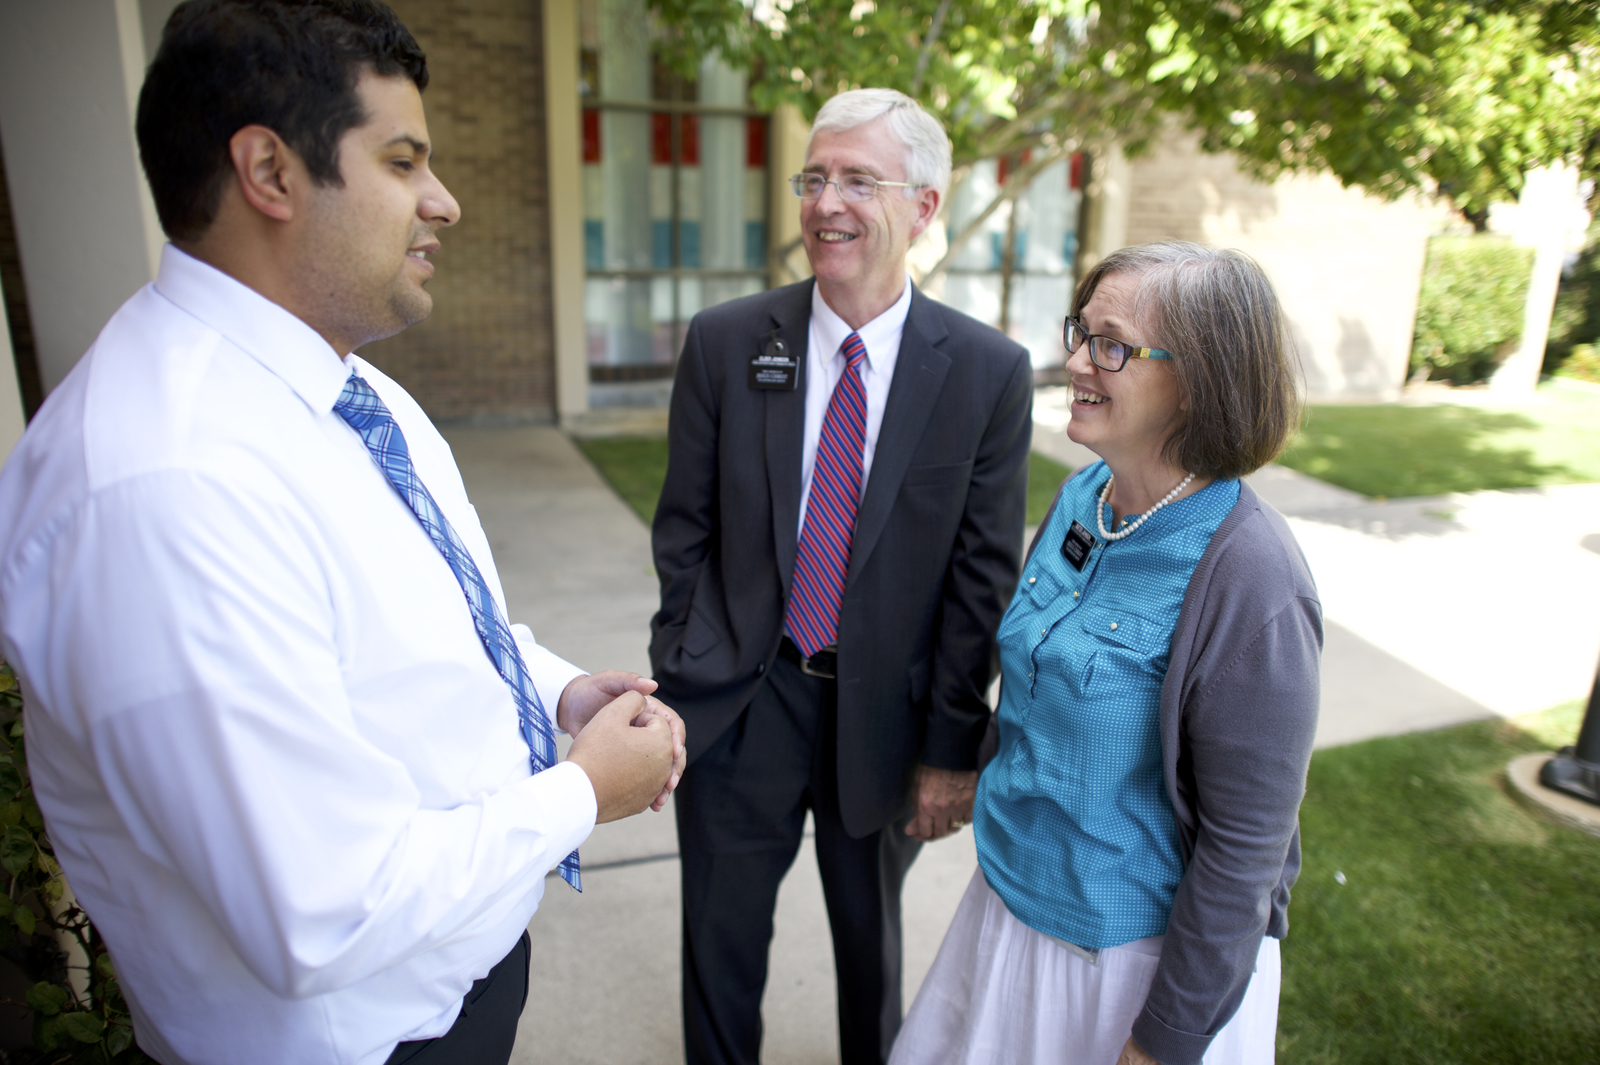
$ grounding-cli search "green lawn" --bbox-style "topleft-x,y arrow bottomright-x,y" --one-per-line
574,435 -> 670,526
576,434 -> 1076,528
1279,700 -> 1600,1063
1279,382 -> 1600,498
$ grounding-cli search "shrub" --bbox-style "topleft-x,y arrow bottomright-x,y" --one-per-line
1411,235 -> 1534,385
1544,216 -> 1600,378
0,660 -> 148,1064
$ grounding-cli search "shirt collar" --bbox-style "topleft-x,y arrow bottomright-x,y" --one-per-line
810,275 -> 913,370
152,244 -> 353,414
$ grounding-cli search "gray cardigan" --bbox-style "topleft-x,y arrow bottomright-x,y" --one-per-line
1028,478 -> 1321,1065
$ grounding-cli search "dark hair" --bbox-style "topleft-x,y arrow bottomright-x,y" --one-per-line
1071,241 -> 1303,479
136,0 -> 428,242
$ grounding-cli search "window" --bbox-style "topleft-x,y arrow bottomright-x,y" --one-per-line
579,0 -> 770,384
942,152 -> 1086,377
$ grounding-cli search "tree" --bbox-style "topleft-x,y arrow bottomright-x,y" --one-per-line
651,0 -> 1600,277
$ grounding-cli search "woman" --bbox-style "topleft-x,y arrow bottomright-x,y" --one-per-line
891,242 -> 1319,1065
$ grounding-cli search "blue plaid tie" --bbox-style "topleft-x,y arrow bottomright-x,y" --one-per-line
334,373 -> 581,891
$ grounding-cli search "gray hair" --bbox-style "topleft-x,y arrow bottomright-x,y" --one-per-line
810,89 -> 951,198
1072,241 -> 1303,479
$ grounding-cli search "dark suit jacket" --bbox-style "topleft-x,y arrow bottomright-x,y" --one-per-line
649,279 -> 1032,837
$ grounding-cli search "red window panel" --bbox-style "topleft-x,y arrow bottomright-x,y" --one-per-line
680,114 -> 699,166
652,113 -> 673,165
582,109 -> 600,163
653,114 -> 700,165
996,149 -> 1034,186
747,116 -> 769,168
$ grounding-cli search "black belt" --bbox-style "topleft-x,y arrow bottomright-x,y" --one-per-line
779,636 -> 837,680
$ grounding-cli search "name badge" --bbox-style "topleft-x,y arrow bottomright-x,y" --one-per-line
748,334 -> 798,390
1061,519 -> 1096,571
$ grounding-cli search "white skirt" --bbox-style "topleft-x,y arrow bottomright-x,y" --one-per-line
890,868 -> 1280,1065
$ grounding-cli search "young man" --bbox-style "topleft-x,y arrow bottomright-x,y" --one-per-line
650,89 -> 1032,1064
0,3 -> 682,1063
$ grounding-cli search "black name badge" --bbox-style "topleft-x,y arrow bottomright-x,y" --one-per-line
748,335 -> 799,390
1061,519 -> 1096,571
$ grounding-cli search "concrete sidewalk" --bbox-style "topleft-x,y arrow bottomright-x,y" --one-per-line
443,396 -> 1600,1064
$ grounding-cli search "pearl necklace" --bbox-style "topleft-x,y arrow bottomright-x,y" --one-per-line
1096,472 -> 1195,541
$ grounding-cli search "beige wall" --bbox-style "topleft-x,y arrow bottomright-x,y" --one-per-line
1124,131 -> 1444,402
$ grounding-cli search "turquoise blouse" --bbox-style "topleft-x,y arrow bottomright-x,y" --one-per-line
975,462 -> 1239,949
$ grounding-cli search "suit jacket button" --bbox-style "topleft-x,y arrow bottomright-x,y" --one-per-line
756,661 -> 765,676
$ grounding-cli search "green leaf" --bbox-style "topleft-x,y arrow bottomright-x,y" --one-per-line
14,905 -> 35,936
26,980 -> 69,1016
106,1022 -> 134,1055
35,1011 -> 65,1050
60,1010 -> 105,1043
0,756 -> 22,801
0,824 -> 33,875
94,953 -> 115,979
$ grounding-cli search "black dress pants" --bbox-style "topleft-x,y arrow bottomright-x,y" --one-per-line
675,654 -> 923,1065
384,931 -> 531,1065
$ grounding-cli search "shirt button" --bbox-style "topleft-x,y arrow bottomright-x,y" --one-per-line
1109,622 -> 1118,631
1041,628 -> 1047,635
1028,577 -> 1036,584
1073,591 -> 1080,598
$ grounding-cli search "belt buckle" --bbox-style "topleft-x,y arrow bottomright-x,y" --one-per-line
801,646 -> 837,680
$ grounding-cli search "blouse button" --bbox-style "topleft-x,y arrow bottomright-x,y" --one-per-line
1109,622 -> 1118,631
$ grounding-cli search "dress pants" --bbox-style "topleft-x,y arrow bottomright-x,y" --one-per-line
384,931 -> 531,1065
675,652 -> 923,1065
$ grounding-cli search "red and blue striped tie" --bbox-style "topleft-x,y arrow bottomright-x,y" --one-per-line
786,332 -> 869,658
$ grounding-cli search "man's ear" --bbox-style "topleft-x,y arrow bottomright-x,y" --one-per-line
228,125 -> 299,223
907,185 -> 941,243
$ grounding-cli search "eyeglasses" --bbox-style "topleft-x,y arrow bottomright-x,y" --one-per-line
1063,316 -> 1173,372
789,173 -> 925,201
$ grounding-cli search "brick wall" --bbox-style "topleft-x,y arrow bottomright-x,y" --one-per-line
1125,130 -> 1447,401
362,0 -> 558,422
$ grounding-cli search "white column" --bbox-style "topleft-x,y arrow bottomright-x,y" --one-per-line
0,0 -> 163,393
768,104 -> 811,284
543,0 -> 589,420
1490,163 -> 1585,395
1081,143 -> 1130,271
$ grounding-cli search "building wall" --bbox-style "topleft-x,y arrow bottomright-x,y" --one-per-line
364,0 -> 559,423
1124,131 -> 1444,401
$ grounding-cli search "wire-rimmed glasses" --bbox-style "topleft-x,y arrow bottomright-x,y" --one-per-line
1063,316 -> 1174,372
789,173 -> 926,201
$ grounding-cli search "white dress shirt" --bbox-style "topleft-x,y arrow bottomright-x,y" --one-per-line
0,246 -> 596,1065
796,277 -> 913,534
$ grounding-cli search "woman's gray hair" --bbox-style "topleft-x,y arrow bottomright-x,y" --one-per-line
1072,241 -> 1303,479
810,89 -> 951,198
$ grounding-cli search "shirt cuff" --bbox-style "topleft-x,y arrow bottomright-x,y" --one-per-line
522,759 -> 598,862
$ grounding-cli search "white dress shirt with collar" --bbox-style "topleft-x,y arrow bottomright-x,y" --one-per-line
0,246 -> 597,1065
796,275 -> 913,534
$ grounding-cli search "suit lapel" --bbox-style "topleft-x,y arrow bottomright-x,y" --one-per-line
847,288 -> 951,585
764,281 -> 814,588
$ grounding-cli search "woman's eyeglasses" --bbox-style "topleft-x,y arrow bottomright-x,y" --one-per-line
1063,316 -> 1173,372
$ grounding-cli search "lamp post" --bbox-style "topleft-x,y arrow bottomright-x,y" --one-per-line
1540,653 -> 1600,806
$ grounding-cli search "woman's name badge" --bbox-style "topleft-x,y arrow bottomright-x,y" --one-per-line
749,335 -> 798,389
1061,520 -> 1096,571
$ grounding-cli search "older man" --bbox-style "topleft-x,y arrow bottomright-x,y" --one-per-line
0,3 -> 682,1064
650,89 -> 1032,1064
